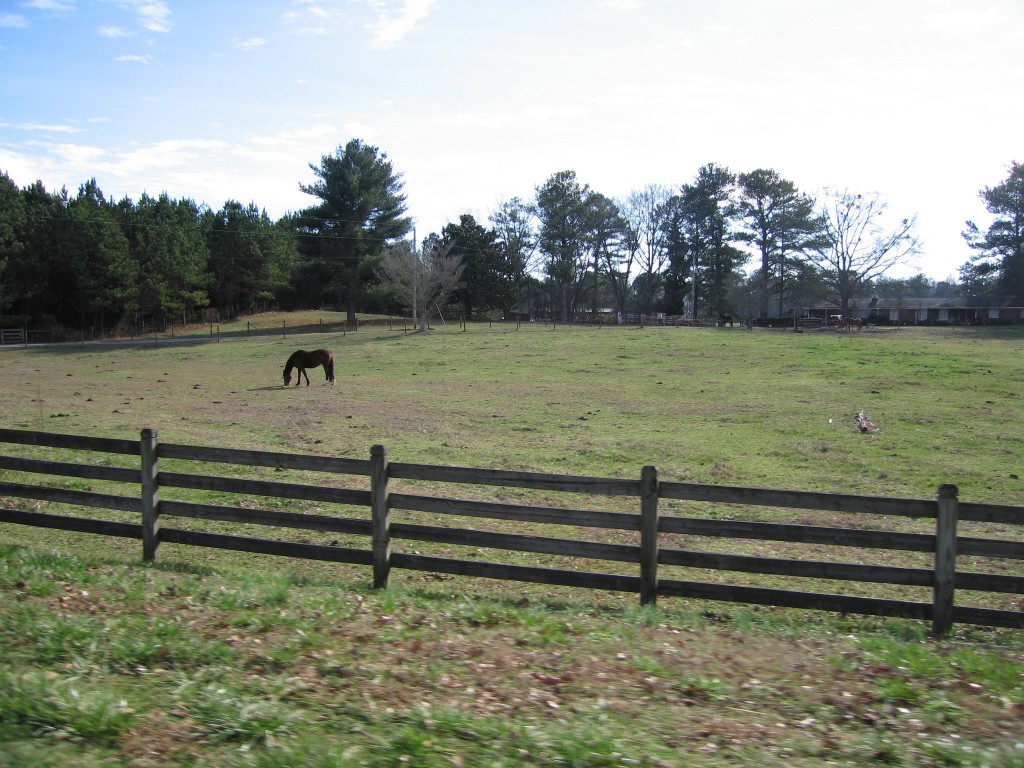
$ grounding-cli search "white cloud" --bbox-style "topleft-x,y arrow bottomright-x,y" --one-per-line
0,120 -> 82,134
653,32 -> 693,51
233,36 -> 267,51
135,1 -> 172,33
366,0 -> 436,50
282,1 -> 345,36
926,8 -> 1006,33
110,138 -> 230,174
246,124 -> 339,147
307,4 -> 338,20
288,24 -> 330,35
25,0 -> 76,11
0,13 -> 29,28
0,147 -> 41,183
341,121 -> 377,140
7,131 -> 332,213
445,111 -> 516,130
442,103 -> 591,131
98,25 -> 132,38
522,104 -> 589,123
114,54 -> 152,64
30,141 -> 107,167
110,1 -> 171,33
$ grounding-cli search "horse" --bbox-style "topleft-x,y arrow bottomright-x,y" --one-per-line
719,315 -> 734,327
844,317 -> 864,331
283,349 -> 335,386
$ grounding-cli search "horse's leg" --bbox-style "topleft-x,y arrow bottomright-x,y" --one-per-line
302,368 -> 311,386
295,367 -> 304,386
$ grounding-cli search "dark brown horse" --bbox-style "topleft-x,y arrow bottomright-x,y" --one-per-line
283,349 -> 335,386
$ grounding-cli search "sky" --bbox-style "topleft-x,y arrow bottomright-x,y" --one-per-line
1,0 -> 1022,281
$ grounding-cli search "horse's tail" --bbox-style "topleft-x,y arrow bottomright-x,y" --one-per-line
326,354 -> 335,383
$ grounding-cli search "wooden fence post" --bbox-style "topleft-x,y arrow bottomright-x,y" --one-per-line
639,464 -> 659,606
370,444 -> 391,589
140,428 -> 160,562
932,483 -> 959,635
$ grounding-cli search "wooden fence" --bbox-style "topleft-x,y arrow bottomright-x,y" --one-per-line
0,427 -> 1021,634
0,328 -> 25,345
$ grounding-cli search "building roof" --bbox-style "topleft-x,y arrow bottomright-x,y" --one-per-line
812,296 -> 1024,311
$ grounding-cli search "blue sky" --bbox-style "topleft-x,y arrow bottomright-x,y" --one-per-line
1,0 -> 1022,281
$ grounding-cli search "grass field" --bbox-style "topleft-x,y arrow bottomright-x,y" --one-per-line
4,318 -> 1023,499
1,319 -> 1023,766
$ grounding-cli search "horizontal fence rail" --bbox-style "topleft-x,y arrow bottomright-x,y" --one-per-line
0,428 -> 1022,634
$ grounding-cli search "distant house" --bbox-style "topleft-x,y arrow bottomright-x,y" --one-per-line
807,297 -> 1024,326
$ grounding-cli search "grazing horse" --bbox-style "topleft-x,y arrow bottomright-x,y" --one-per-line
845,317 -> 864,331
283,349 -> 335,386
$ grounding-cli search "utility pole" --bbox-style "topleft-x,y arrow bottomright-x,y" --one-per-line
690,250 -> 696,321
411,227 -> 419,328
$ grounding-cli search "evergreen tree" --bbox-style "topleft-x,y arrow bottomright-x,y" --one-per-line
297,139 -> 412,322
117,192 -> 211,328
0,173 -> 27,318
667,164 -> 746,319
208,200 -> 296,318
441,214 -> 503,319
961,161 -> 1024,300
536,170 -> 590,321
62,180 -> 132,333
735,169 -> 824,321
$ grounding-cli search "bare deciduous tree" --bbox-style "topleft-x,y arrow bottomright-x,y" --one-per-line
623,184 -> 672,315
808,189 -> 920,316
377,240 -> 463,331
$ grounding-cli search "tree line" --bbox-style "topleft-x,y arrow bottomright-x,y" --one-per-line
1,139 -> 1022,335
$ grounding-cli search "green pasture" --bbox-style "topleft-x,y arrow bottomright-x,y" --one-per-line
1,321 -> 1023,766
3,320 -> 1022,500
